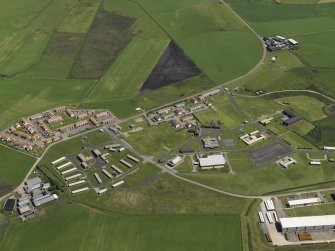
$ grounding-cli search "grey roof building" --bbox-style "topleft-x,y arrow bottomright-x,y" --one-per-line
24,177 -> 42,193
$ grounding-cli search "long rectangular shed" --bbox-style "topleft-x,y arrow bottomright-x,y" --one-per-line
56,162 -> 72,170
120,159 -> 132,168
127,154 -> 139,163
94,173 -> 102,184
102,169 -> 113,179
65,173 -> 82,181
72,187 -> 89,194
51,157 -> 66,165
287,197 -> 321,207
111,165 -> 123,174
61,167 -> 77,175
68,180 -> 86,187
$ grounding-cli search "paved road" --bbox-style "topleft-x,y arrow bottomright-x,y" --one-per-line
236,90 -> 335,103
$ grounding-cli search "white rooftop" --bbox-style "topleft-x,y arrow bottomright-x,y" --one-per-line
288,197 -> 320,207
199,154 -> 226,167
280,215 -> 335,229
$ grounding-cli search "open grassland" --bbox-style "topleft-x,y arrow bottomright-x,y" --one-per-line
234,96 -> 282,119
287,120 -> 315,136
231,50 -> 311,93
56,0 -> 101,33
280,131 -> 317,150
81,75 -> 216,118
294,31 -> 335,69
306,115 -> 335,146
0,145 -> 35,197
137,0 -> 263,84
0,201 -> 243,251
226,0 -> 335,98
19,33 -> 85,79
0,78 -> 94,130
194,93 -> 244,129
120,123 -> 193,156
89,38 -> 169,100
0,0 -> 83,75
274,95 -> 327,121
182,154 -> 335,195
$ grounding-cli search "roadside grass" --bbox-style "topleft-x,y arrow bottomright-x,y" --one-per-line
0,200 -> 243,251
0,145 -> 36,197
182,154 -> 335,195
0,78 -> 95,130
229,159 -> 256,173
120,123 -> 193,156
280,131 -> 317,150
274,95 -> 327,121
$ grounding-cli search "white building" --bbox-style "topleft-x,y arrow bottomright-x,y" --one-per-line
198,154 -> 226,169
168,156 -> 183,167
280,215 -> 335,232
287,197 -> 321,208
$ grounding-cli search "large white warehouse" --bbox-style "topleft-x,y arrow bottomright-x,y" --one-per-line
280,215 -> 335,232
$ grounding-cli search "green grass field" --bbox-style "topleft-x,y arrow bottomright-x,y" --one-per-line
120,123 -> 193,156
274,95 -> 327,121
0,201 -> 243,251
195,94 -> 244,129
139,0 -> 263,84
182,154 -> 335,195
0,145 -> 36,196
0,78 -> 94,130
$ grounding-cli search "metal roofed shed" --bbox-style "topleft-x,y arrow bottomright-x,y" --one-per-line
198,154 -> 226,169
33,194 -> 58,207
280,215 -> 335,232
24,177 -> 42,193
167,156 -> 183,167
287,197 -> 321,208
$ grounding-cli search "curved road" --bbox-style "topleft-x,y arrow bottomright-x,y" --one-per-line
235,89 -> 335,103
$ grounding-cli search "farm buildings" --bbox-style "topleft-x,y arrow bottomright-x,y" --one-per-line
263,36 -> 299,52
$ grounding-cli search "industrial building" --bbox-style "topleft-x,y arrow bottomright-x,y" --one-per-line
168,156 -> 183,167
198,154 -> 226,169
282,110 -> 302,126
280,215 -> 335,232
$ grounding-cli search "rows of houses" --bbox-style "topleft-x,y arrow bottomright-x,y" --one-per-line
147,92 -> 219,129
0,107 -> 118,153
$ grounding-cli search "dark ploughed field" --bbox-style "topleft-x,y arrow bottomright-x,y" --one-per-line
140,42 -> 202,93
